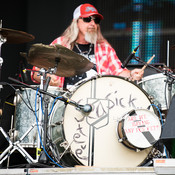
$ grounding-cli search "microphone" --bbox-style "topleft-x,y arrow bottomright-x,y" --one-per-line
78,104 -> 92,113
121,45 -> 139,68
67,100 -> 92,113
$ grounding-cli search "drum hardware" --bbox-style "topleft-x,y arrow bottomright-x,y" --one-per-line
0,126 -> 37,165
60,141 -> 69,149
6,76 -> 92,167
59,141 -> 73,160
0,73 -> 56,166
31,68 -> 61,165
164,74 -> 175,108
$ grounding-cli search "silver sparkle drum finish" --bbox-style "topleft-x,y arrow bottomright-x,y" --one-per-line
14,86 -> 63,148
138,73 -> 175,110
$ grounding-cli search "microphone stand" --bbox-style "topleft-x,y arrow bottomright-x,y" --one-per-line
134,56 -> 175,108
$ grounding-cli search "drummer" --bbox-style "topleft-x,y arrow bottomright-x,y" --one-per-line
31,3 -> 144,89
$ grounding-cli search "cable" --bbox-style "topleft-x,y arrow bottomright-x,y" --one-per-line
148,103 -> 163,126
40,95 -> 62,117
23,88 -> 37,113
0,82 -> 36,112
35,88 -> 63,168
148,103 -> 168,158
16,90 -> 38,113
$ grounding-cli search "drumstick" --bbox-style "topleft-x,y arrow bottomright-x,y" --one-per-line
141,54 -> 155,71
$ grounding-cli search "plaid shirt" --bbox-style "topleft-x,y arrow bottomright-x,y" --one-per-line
32,36 -> 126,87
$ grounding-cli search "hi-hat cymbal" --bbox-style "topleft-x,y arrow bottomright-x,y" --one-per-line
26,43 -> 94,77
0,28 -> 35,44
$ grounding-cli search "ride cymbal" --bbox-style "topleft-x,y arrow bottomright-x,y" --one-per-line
0,28 -> 35,44
26,43 -> 94,77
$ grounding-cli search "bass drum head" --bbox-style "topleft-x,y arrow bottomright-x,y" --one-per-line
63,75 -> 156,167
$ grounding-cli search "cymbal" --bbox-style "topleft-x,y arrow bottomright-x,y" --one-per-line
0,28 -> 35,44
26,43 -> 94,77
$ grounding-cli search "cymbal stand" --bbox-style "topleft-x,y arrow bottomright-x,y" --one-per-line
164,70 -> 174,108
36,67 -> 58,164
35,68 -> 45,162
0,126 -> 38,165
38,73 -> 51,163
1,22 -> 37,166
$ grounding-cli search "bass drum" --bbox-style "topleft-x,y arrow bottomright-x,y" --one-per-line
48,75 -> 158,167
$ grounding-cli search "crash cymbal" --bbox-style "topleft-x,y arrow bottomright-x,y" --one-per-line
26,43 -> 94,77
0,28 -> 35,44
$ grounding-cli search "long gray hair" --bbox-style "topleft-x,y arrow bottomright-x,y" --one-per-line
61,19 -> 106,49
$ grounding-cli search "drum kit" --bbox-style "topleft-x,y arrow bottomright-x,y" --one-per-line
0,26 -> 175,168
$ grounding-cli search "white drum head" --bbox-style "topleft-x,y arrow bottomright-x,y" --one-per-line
63,76 -> 156,167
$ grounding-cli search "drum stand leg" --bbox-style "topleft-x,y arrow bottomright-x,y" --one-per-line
4,72 -> 60,166
38,76 -> 60,164
0,125 -> 38,165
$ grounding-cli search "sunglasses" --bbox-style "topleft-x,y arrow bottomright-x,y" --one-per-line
80,16 -> 101,24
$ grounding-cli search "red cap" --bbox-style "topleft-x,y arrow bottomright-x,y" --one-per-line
73,4 -> 103,20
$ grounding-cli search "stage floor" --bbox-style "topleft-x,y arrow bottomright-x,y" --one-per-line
0,159 -> 175,175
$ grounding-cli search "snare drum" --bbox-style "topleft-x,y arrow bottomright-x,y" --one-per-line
48,75 -> 157,167
117,109 -> 161,151
138,73 -> 175,110
14,86 -> 63,148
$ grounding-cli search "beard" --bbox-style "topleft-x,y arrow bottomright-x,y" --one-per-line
85,29 -> 97,44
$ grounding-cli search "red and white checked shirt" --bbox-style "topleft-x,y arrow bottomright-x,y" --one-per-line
32,36 -> 126,87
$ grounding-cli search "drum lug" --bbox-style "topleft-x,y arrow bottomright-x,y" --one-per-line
135,148 -> 141,152
54,121 -> 63,125
118,138 -> 123,142
118,136 -> 127,143
148,95 -> 154,102
60,140 -> 68,149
